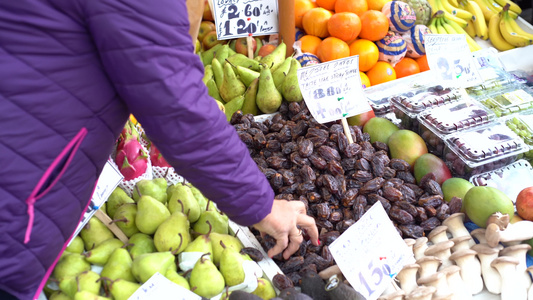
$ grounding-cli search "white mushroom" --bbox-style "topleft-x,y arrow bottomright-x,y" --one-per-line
442,213 -> 475,247
440,265 -> 472,300
471,243 -> 501,295
471,228 -> 487,244
432,293 -> 454,300
485,221 -> 533,248
449,248 -> 483,295
377,290 -> 405,300
486,212 -> 510,230
405,286 -> 437,300
428,225 -> 449,244
450,235 -> 473,253
405,238 -> 416,253
417,272 -> 452,298
527,266 -> 533,300
318,264 -> 342,280
500,244 -> 532,288
397,263 -> 420,294
424,240 -> 455,270
491,256 -> 528,300
416,256 -> 441,278
413,237 -> 429,260
380,277 -> 402,296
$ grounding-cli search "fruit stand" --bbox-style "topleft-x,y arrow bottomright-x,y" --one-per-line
40,0 -> 533,299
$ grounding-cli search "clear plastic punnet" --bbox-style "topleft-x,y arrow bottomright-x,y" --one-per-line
465,66 -> 514,96
505,114 -> 533,163
418,100 -> 496,156
470,159 -> 533,203
442,122 -> 529,179
390,85 -> 463,131
477,83 -> 533,117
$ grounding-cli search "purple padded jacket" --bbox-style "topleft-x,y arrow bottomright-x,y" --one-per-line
0,0 -> 274,298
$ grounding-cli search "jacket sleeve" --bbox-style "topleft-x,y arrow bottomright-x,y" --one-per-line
84,0 -> 274,226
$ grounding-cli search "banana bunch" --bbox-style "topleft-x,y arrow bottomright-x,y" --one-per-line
428,10 -> 483,51
488,4 -> 533,50
469,0 -> 521,21
427,0 -> 472,28
456,0 -> 489,39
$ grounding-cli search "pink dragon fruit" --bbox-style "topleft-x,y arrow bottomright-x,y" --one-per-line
115,122 -> 149,181
120,155 -> 148,181
116,120 -> 139,151
149,144 -> 172,168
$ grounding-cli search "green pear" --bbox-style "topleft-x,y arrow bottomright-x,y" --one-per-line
189,185 -> 209,214
165,269 -> 190,290
193,208 -> 229,235
219,240 -> 246,286
202,64 -> 213,85
49,292 -> 72,300
100,248 -> 136,282
219,62 -> 246,103
131,251 -> 176,283
66,236 -> 84,254
111,203 -> 139,237
167,183 -> 200,223
132,178 -> 167,204
281,58 -> 303,103
189,254 -> 225,298
224,95 -> 245,122
84,238 -> 124,265
226,53 -> 261,71
127,233 -> 156,259
109,279 -> 141,300
215,44 -> 230,65
212,57 -> 224,90
234,65 -> 260,87
53,253 -> 91,281
135,195 -> 170,235
183,221 -> 214,261
73,291 -> 109,300
106,187 -> 135,220
256,64 -> 282,114
272,57 -> 292,90
252,278 -> 277,300
153,211 -> 191,253
206,78 -> 223,102
201,44 -> 223,66
210,233 -> 243,266
59,271 -> 101,298
80,217 -> 114,250
241,77 -> 259,116
260,41 -> 287,71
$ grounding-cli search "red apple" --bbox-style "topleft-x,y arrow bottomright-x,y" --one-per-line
257,44 -> 276,57
202,30 -> 225,50
516,187 -> 533,221
235,37 -> 257,56
198,21 -> 216,42
203,0 -> 214,21
347,109 -> 375,127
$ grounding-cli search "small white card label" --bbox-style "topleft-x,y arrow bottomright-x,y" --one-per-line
329,202 -> 414,300
425,34 -> 483,88
129,272 -> 201,300
297,56 -> 371,124
212,0 -> 279,40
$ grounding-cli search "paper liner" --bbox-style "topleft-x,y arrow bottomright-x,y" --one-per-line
134,123 -> 151,148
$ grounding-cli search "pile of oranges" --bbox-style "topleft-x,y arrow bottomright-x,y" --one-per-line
295,0 -> 430,88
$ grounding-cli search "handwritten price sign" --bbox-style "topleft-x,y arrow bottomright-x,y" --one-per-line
329,202 -> 414,300
297,56 -> 371,124
425,34 -> 483,88
212,0 -> 279,40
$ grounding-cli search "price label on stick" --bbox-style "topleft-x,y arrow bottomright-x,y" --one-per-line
129,272 -> 201,300
212,0 -> 278,40
329,202 -> 415,300
297,56 -> 372,124
425,34 -> 483,88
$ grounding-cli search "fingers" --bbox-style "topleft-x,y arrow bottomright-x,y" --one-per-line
283,230 -> 304,260
267,234 -> 289,259
297,212 -> 320,246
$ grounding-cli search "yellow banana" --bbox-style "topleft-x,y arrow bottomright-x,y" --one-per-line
443,17 -> 483,51
441,0 -> 474,20
494,0 -> 522,15
436,17 -> 450,34
499,6 -> 533,47
465,19 -> 477,37
472,0 -> 496,19
450,0 -> 460,7
505,10 -> 533,39
428,16 -> 440,34
441,17 -> 459,34
426,0 -> 442,14
466,0 -> 489,39
487,0 -> 520,18
443,9 -> 469,27
488,13 -> 516,51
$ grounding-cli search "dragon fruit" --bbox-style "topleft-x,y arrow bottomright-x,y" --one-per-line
115,122 -> 149,181
149,144 -> 172,168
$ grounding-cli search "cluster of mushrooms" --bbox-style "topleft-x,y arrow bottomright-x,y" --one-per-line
378,212 -> 533,300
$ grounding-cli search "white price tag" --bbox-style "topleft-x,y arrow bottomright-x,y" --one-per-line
212,0 -> 278,40
297,56 -> 371,124
129,272 -> 201,300
329,202 -> 414,300
425,34 -> 483,88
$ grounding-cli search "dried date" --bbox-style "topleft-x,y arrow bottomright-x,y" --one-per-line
396,171 -> 416,184
341,188 -> 358,207
326,160 -> 344,177
298,139 -> 314,158
309,153 -> 327,170
355,158 -> 371,171
270,122 -> 284,132
360,150 -> 374,161
278,125 -> 292,143
371,155 -> 387,177
266,156 -> 287,170
420,217 -> 441,231
292,120 -> 309,139
425,206 -> 437,217
266,139 -> 281,152
405,183 -> 425,197
281,141 -> 297,155
394,201 -> 418,217
336,219 -> 355,233
424,179 -> 444,197
319,231 -> 340,246
418,195 -> 443,208
419,172 -> 436,188
329,210 -> 343,223
372,141 -> 389,152
253,131 -> 266,149
279,169 -> 296,186
343,143 -> 362,158
399,224 -> 424,239
359,177 -> 385,194
230,110 -> 244,124
416,207 -> 428,222
239,132 -> 254,148
307,192 -> 321,203
352,170 -> 373,183
315,219 -> 334,232
337,132 -> 349,154
320,187 -> 333,202
389,206 -> 415,225
316,203 -> 331,220
281,256 -> 305,273
240,247 -> 264,262
382,186 -> 403,202
448,196 -> 462,214
273,274 -> 294,291
335,174 -> 347,196
368,193 -> 391,212
297,181 -> 316,196
436,203 -> 450,221
286,272 -> 302,286
303,253 -> 330,272
317,145 -> 341,162
383,167 -> 396,179
290,152 -> 310,167
353,203 -> 365,221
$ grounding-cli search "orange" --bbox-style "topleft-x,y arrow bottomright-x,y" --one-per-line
366,61 -> 396,86
295,0 -> 318,29
327,12 -> 362,42
349,39 -> 379,72
299,35 -> 322,55
368,0 -> 391,11
416,55 -> 430,72
360,71 -> 371,89
358,10 -> 389,41
302,8 -> 334,38
316,0 -> 337,10
394,57 -> 420,78
317,37 -> 350,62
335,0 -> 368,16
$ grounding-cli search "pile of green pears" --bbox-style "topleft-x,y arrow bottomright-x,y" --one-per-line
45,177 -> 276,300
201,41 -> 304,122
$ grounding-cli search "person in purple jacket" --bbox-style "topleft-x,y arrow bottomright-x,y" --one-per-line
0,0 -> 319,299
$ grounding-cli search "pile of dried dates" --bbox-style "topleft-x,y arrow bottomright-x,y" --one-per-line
230,101 -> 462,286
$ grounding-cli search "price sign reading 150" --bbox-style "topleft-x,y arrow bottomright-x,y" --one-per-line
213,0 -> 279,40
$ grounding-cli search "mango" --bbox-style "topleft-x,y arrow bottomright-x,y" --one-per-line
387,130 -> 428,168
463,186 -> 515,228
347,109 -> 375,127
441,178 -> 474,204
413,153 -> 452,185
362,117 -> 399,144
